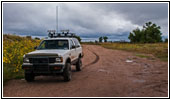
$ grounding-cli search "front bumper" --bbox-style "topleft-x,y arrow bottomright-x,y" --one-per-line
22,63 -> 65,74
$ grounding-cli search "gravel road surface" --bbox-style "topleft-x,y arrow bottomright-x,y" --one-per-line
3,45 -> 168,97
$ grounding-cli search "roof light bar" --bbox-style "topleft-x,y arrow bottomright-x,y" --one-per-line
47,30 -> 76,38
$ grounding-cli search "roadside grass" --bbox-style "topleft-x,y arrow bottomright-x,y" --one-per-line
100,43 -> 168,61
3,34 -> 40,84
134,54 -> 156,60
135,54 -> 151,58
3,64 -> 24,84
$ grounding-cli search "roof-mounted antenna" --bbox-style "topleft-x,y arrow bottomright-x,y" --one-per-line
56,6 -> 58,34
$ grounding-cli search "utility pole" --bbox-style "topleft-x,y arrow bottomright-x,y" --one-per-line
56,6 -> 58,33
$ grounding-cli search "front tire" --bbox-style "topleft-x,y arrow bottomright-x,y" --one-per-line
76,58 -> 82,71
63,63 -> 72,82
25,72 -> 35,82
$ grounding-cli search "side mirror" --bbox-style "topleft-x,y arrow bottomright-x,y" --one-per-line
72,45 -> 76,49
34,46 -> 37,49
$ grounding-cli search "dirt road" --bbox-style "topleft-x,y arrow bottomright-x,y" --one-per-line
3,45 -> 168,97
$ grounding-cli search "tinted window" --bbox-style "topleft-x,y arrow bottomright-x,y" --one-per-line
37,40 -> 69,50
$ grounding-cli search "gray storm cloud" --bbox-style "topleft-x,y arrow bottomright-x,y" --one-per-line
3,3 -> 168,37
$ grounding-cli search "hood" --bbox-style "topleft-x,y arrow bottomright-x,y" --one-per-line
25,50 -> 69,57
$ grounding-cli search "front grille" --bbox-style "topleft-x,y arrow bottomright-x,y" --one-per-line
33,65 -> 49,72
49,58 -> 56,63
29,57 -> 56,72
29,57 -> 56,64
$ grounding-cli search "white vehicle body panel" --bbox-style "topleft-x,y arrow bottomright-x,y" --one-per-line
24,37 -> 83,65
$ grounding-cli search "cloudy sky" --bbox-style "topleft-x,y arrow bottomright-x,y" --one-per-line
3,2 -> 168,41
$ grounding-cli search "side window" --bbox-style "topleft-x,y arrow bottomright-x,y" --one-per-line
73,38 -> 80,48
69,40 -> 74,49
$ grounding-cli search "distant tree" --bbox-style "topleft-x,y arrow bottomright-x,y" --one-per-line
26,36 -> 32,39
128,21 -> 162,43
164,38 -> 168,43
35,37 -> 40,40
128,28 -> 143,43
103,36 -> 108,42
99,37 -> 103,42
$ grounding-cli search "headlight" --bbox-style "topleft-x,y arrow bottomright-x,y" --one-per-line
23,58 -> 29,63
56,57 -> 63,62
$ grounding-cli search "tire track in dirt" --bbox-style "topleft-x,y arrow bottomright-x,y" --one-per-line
82,48 -> 100,69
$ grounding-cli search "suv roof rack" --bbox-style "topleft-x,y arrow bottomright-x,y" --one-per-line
48,30 -> 76,38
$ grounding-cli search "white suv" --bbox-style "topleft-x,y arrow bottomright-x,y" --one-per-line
22,36 -> 83,82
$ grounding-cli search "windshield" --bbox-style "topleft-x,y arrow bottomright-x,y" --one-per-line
37,40 -> 69,50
